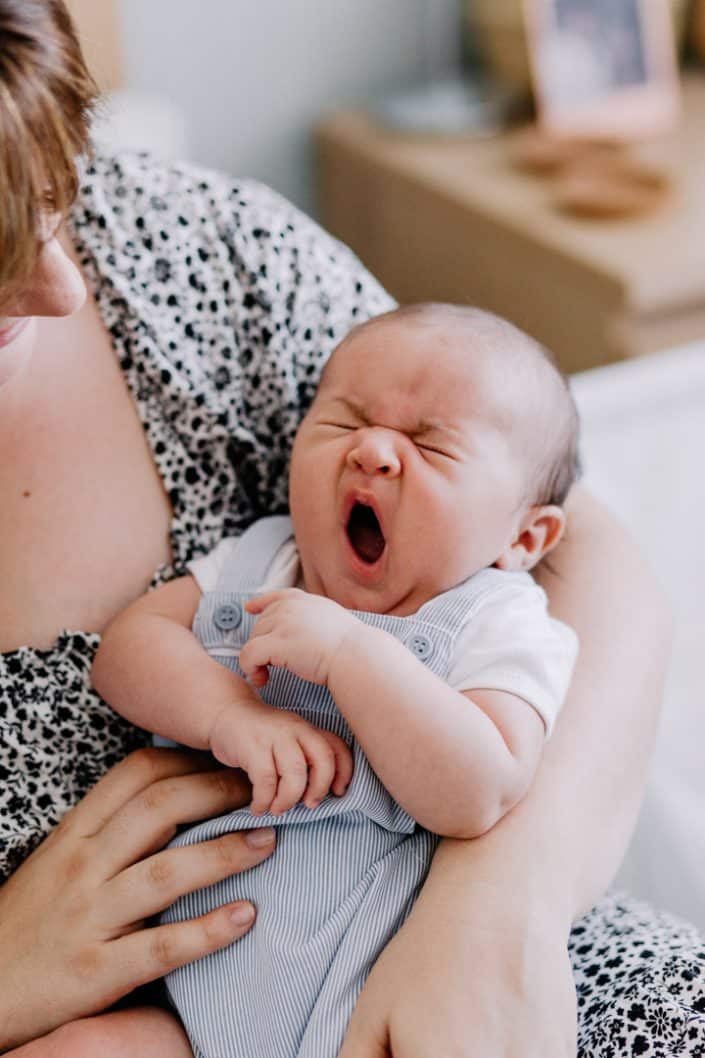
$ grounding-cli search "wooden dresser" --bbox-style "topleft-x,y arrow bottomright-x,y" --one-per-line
316,75 -> 705,372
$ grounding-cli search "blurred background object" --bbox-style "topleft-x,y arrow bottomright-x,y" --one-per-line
87,0 -> 467,215
522,0 -> 680,142
690,0 -> 705,62
66,0 -> 190,161
65,0 -> 122,93
369,2 -> 519,135
466,0 -> 691,99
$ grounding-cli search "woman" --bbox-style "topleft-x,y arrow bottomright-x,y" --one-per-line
1,2 -> 703,1055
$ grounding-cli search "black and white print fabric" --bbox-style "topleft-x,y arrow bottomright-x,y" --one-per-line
574,894 -> 705,1056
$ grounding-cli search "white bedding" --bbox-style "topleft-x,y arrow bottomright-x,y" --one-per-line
572,343 -> 705,930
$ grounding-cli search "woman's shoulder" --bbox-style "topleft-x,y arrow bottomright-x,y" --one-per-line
77,150 -> 305,220
71,152 -> 394,404
74,151 -> 393,310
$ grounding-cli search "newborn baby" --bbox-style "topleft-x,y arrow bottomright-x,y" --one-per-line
93,303 -> 580,1058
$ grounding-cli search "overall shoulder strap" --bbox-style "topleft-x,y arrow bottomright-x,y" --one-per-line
215,515 -> 295,593
414,567 -> 511,633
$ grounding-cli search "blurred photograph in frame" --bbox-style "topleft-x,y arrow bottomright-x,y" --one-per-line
523,0 -> 680,139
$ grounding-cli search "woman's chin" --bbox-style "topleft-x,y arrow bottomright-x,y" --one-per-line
0,318 -> 36,386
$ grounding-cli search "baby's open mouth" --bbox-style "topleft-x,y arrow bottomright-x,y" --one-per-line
346,502 -> 386,564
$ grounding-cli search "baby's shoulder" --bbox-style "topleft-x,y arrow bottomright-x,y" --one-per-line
453,567 -> 543,612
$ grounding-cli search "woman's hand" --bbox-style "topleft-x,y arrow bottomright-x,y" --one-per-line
0,747 -> 276,1050
338,841 -> 576,1058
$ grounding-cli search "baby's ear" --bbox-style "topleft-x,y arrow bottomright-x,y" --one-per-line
495,506 -> 566,573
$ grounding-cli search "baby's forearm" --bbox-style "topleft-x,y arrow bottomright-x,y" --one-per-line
93,587 -> 258,749
327,626 -> 534,838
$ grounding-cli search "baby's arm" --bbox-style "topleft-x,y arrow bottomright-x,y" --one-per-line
328,631 -> 544,838
92,577 -> 352,815
10,1007 -> 192,1058
94,576 -> 245,750
241,589 -> 548,839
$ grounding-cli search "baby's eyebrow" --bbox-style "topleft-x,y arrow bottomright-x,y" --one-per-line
413,418 -> 453,438
332,396 -> 370,423
331,395 -> 458,440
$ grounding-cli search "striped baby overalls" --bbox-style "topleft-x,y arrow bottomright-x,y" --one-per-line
162,515 -> 498,1058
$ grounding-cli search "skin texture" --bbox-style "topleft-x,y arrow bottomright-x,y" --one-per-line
0,222 -> 86,382
9,1007 -> 193,1058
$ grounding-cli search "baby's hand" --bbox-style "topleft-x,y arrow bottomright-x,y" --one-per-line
210,697 -> 353,815
241,588 -> 358,688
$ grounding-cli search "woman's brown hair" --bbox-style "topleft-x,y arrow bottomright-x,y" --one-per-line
0,0 -> 97,298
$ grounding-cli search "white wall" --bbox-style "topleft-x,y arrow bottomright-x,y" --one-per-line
117,0 -> 460,215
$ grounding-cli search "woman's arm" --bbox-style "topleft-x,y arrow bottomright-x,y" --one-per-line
339,486 -> 672,1057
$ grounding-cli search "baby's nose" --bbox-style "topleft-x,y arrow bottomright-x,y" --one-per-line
347,429 -> 401,477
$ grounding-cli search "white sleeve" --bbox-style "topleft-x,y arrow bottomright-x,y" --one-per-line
188,537 -> 240,593
447,576 -> 579,738
188,535 -> 300,594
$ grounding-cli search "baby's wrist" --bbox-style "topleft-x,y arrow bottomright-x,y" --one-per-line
327,621 -> 382,692
208,693 -> 259,745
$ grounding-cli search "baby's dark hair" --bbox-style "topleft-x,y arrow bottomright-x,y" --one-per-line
333,302 -> 581,508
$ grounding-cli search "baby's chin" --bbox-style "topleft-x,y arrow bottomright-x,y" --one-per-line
325,575 -> 438,618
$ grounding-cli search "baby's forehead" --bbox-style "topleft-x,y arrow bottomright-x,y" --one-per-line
322,311 -> 539,420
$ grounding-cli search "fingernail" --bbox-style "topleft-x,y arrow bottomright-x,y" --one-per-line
246,827 -> 275,848
230,902 -> 255,927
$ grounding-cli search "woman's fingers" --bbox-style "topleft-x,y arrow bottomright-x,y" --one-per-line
102,829 -> 276,927
0,753 -> 271,1049
94,767 -> 252,878
110,899 -> 260,996
54,747 -> 215,839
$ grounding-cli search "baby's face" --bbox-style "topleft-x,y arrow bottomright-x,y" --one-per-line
289,316 -> 531,615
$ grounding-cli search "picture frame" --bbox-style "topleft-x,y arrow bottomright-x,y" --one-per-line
523,0 -> 680,140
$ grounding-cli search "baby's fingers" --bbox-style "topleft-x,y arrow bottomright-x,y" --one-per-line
248,664 -> 269,688
323,731 -> 354,797
247,750 -> 279,815
245,591 -> 285,615
298,731 -> 337,809
240,636 -> 276,685
270,739 -> 309,815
